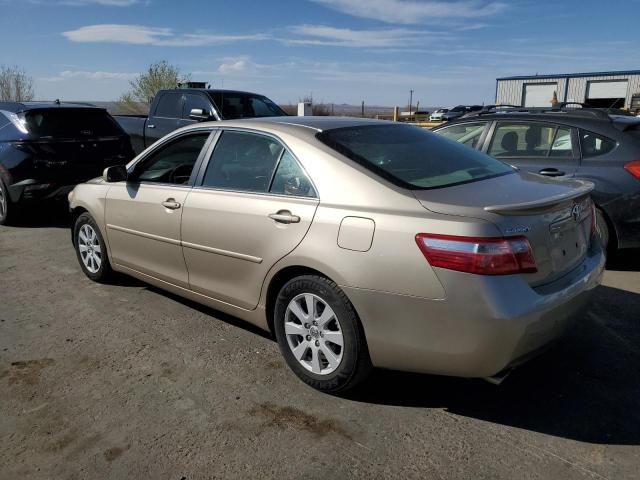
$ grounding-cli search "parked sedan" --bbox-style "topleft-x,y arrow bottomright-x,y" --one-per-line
68,118 -> 604,392
429,108 -> 449,121
433,107 -> 640,250
0,101 -> 134,225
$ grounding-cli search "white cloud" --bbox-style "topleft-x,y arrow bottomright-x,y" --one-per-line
60,0 -> 139,5
311,0 -> 507,24
287,25 -> 446,48
43,70 -> 138,82
62,24 -> 269,46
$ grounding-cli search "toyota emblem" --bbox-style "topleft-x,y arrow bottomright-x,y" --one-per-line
571,204 -> 582,222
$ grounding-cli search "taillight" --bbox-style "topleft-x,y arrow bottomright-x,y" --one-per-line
624,160 -> 640,179
415,234 -> 537,275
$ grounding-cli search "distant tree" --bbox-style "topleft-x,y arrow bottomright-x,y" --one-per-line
0,65 -> 35,102
118,60 -> 190,114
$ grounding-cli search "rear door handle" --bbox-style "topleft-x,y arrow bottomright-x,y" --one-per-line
162,198 -> 181,210
538,168 -> 565,177
147,124 -> 156,129
268,210 -> 300,224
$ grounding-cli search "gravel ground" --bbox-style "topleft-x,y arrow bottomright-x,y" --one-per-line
1,207 -> 639,480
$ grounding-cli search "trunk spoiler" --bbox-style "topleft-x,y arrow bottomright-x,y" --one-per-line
484,180 -> 594,214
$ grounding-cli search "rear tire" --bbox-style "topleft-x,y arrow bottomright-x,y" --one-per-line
274,275 -> 372,393
0,180 -> 16,226
74,212 -> 113,282
595,208 -> 611,251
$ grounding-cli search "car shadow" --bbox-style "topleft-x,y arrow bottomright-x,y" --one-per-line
606,248 -> 640,272
8,202 -> 72,229
344,284 -> 640,445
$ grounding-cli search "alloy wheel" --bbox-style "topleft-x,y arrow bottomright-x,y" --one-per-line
284,293 -> 344,375
78,224 -> 102,273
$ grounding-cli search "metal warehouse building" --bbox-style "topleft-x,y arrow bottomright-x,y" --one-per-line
496,70 -> 640,111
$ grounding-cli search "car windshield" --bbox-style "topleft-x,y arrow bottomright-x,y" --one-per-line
317,124 -> 514,189
23,108 -> 122,138
208,92 -> 286,119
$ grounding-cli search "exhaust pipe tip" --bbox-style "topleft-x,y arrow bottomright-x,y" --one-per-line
484,368 -> 512,386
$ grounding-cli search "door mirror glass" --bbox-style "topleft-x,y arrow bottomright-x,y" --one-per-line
103,165 -> 128,183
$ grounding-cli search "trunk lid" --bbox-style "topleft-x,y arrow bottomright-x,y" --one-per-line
413,171 -> 595,286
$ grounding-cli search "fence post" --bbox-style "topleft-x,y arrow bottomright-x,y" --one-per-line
393,106 -> 400,122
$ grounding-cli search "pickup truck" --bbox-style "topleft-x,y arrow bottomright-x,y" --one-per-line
115,88 -> 287,155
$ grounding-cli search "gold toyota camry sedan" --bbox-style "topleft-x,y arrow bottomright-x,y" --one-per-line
68,117 -> 605,392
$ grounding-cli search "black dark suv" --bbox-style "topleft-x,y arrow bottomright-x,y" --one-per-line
0,101 -> 134,224
433,105 -> 640,251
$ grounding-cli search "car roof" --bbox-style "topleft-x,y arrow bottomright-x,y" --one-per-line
442,109 -> 640,131
0,101 -> 101,112
204,116 -> 391,134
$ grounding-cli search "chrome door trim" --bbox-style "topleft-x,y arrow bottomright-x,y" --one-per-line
181,241 -> 263,264
106,224 -> 181,246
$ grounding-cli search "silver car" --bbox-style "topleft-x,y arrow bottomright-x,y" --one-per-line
68,117 -> 605,392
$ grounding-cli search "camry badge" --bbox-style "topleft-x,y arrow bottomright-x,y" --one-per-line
505,226 -> 531,234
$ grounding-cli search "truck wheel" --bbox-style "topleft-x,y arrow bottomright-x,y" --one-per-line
274,275 -> 372,393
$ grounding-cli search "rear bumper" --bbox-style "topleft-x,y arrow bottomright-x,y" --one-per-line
343,240 -> 605,378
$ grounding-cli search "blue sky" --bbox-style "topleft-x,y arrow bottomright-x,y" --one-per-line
1,0 -> 639,106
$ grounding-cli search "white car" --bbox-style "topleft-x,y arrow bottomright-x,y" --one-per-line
429,109 -> 449,121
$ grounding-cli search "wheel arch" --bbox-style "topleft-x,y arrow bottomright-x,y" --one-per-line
264,264 -> 361,338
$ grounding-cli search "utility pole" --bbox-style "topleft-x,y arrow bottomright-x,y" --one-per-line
409,89 -> 414,118
361,100 -> 365,118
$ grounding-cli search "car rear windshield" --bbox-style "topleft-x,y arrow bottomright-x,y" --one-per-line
24,109 -> 123,138
208,92 -> 286,119
317,124 -> 514,190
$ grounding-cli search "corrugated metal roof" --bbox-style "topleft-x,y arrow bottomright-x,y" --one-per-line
497,70 -> 640,81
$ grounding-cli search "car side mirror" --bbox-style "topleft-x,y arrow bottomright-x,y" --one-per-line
103,165 -> 128,183
189,108 -> 211,121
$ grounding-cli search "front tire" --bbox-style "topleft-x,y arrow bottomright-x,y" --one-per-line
274,275 -> 372,393
74,213 -> 113,282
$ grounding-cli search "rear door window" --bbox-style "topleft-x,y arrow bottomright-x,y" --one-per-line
202,131 -> 284,192
23,109 -> 122,138
435,122 -> 487,149
154,93 -> 183,118
488,122 -> 575,158
270,151 -> 316,197
580,130 -> 616,158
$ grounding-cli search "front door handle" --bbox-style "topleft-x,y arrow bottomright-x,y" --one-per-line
538,168 -> 565,177
147,124 -> 156,129
162,198 -> 181,210
268,210 -> 300,224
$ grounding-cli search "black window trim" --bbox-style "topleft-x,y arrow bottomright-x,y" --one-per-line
193,127 -> 319,200
316,125 -> 515,191
127,127 -> 217,188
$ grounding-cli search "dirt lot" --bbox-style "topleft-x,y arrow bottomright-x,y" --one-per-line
1,208 -> 639,480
